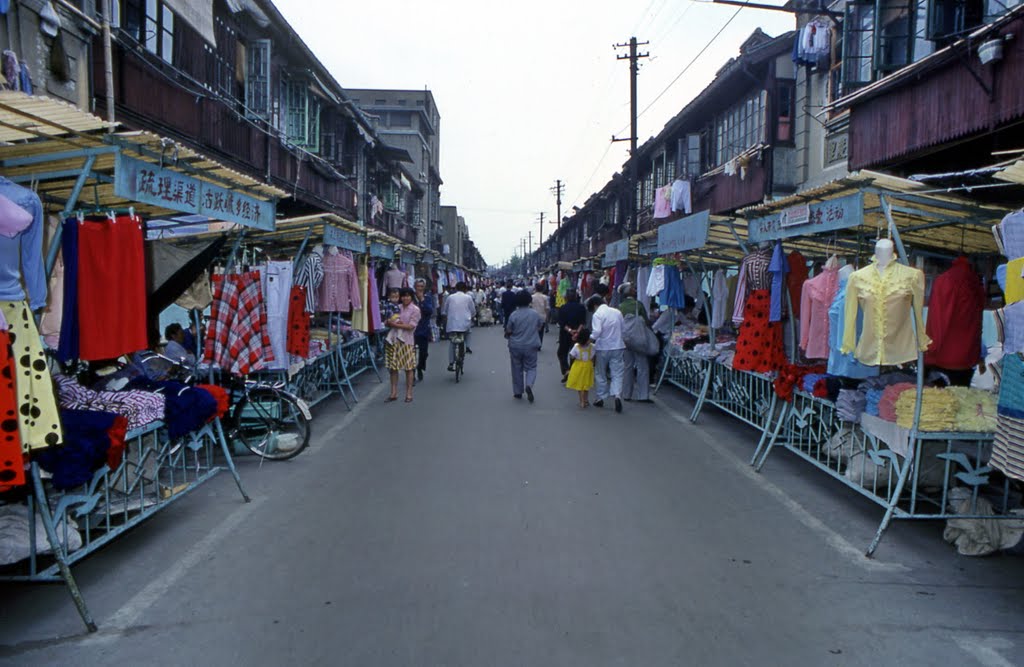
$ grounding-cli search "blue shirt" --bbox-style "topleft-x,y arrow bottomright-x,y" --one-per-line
768,241 -> 788,322
0,177 -> 46,309
828,272 -> 879,379
415,293 -> 434,339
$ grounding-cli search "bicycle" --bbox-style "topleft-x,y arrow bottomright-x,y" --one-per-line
450,331 -> 466,383
136,351 -> 313,461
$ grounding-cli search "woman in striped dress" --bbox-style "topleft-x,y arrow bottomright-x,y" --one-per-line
385,287 -> 422,402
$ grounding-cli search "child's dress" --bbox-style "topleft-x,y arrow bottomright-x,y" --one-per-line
566,343 -> 595,391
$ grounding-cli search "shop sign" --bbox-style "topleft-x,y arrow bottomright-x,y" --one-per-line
780,204 -> 810,228
421,251 -> 434,265
114,154 -> 276,231
369,241 -> 395,259
603,239 -> 629,266
323,224 -> 366,253
748,193 -> 863,243
657,210 -> 710,255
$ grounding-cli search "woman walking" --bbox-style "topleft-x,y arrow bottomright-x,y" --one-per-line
385,287 -> 421,402
504,289 -> 544,402
413,278 -> 434,382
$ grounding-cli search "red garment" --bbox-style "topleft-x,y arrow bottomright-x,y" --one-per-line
204,272 -> 275,375
77,215 -> 148,360
924,257 -> 985,370
104,414 -> 129,471
879,382 -> 916,422
786,252 -> 809,319
286,286 -> 310,358
733,290 -> 785,373
196,384 -> 230,420
0,329 -> 24,491
773,362 -> 827,402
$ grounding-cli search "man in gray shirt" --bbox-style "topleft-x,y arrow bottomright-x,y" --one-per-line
504,290 -> 544,402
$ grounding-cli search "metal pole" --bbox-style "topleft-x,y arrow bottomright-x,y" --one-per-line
100,0 -> 115,130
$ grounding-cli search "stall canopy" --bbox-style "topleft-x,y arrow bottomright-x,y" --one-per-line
0,91 -> 285,229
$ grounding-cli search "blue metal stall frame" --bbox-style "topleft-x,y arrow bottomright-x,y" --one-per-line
740,175 -> 1014,556
0,115 -> 285,631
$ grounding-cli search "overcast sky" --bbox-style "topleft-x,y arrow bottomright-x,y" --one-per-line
274,0 -> 794,266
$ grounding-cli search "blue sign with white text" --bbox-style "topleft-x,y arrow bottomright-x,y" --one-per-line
323,224 -> 366,253
747,193 -> 864,243
657,210 -> 710,255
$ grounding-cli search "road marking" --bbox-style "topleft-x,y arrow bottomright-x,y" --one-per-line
954,636 -> 1017,667
306,381 -> 388,455
87,495 -> 268,642
654,396 -> 906,573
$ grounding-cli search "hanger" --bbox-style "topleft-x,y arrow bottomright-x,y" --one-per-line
992,224 -> 1006,256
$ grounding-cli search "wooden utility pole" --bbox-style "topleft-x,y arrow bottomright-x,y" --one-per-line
614,37 -> 649,235
550,180 -> 564,228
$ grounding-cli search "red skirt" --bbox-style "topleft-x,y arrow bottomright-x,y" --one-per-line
286,286 -> 310,358
0,329 -> 24,491
733,289 -> 785,373
77,215 -> 148,360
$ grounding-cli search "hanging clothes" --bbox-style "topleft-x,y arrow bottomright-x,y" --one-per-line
711,269 -> 729,329
56,217 -> 78,363
646,264 -> 666,299
204,271 -> 275,376
827,269 -> 880,379
286,286 -> 310,358
0,301 -> 62,450
318,250 -> 361,312
260,260 -> 293,370
351,256 -> 369,331
0,177 -> 45,310
295,251 -> 323,314
786,251 -> 808,319
367,260 -> 382,332
76,214 -> 148,360
662,265 -> 688,309
653,185 -> 672,219
799,266 -> 840,360
999,209 -> 1024,260
670,179 -> 692,215
924,257 -> 985,371
768,241 -> 789,322
841,261 -> 930,366
0,308 -> 23,491
733,290 -> 785,373
384,266 -> 408,290
732,246 -> 773,325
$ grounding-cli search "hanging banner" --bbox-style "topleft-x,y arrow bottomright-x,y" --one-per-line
421,251 -> 434,265
369,241 -> 395,259
657,210 -> 710,255
114,154 -> 276,231
323,224 -> 366,253
602,239 -> 629,267
747,193 -> 863,243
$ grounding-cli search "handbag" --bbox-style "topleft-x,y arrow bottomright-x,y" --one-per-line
621,302 -> 659,356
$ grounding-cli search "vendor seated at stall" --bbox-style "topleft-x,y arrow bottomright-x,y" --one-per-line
164,323 -> 196,367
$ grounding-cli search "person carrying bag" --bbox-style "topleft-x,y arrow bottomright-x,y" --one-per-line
618,283 -> 657,402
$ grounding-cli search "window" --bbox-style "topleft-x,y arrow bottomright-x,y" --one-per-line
390,111 -> 412,128
282,77 -> 321,151
714,91 -> 766,166
842,1 -> 875,88
398,99 -> 407,106
678,133 -> 702,178
877,0 -> 914,72
245,39 -> 271,119
927,0 -> 984,43
205,16 -> 237,101
776,81 -> 795,144
375,99 -> 387,105
121,0 -> 173,62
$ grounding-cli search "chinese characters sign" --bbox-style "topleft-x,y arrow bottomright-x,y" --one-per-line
602,239 -> 629,267
323,224 -> 366,253
747,193 -> 863,243
657,210 -> 710,255
370,241 -> 395,260
114,154 -> 276,231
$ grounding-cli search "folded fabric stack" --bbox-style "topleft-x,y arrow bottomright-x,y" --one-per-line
945,386 -> 999,433
865,389 -> 885,417
837,389 -> 867,423
802,373 -> 828,394
34,410 -> 129,490
860,372 -> 916,391
895,387 -> 959,431
54,375 -> 165,431
878,382 -> 917,422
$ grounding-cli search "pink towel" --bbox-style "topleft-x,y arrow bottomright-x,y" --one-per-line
879,382 -> 916,422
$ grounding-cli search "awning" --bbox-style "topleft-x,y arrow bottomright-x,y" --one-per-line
0,92 -> 285,230
378,143 -> 413,164
164,0 -> 216,47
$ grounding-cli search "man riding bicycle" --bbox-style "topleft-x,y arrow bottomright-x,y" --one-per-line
441,281 -> 476,372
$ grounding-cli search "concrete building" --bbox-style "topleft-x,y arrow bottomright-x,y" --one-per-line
439,205 -> 470,265
347,89 -> 442,247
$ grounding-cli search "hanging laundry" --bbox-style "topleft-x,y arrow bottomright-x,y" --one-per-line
793,18 -> 831,66
0,307 -> 23,491
204,271 -> 275,376
286,286 -> 310,358
670,178 -> 692,215
653,184 -> 673,219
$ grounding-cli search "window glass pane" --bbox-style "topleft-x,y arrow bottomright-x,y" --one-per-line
161,8 -> 173,63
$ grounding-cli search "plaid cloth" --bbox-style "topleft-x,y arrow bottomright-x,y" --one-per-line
204,272 -> 275,375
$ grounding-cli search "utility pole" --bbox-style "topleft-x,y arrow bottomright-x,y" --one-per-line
550,180 -> 564,228
613,36 -> 649,236
536,213 -> 545,247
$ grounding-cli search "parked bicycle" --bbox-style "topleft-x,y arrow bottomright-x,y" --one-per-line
136,351 -> 312,460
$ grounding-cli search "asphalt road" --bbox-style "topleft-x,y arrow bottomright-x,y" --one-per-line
1,325 -> 1022,666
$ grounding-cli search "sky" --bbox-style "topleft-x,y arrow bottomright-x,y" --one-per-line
273,0 -> 794,267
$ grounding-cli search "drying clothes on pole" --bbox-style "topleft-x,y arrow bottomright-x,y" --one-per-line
671,179 -> 692,215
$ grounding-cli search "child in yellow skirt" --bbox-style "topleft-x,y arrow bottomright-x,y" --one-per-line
565,327 -> 595,408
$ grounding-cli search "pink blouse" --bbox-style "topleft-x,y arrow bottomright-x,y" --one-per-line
386,302 -> 421,346
799,267 -> 839,360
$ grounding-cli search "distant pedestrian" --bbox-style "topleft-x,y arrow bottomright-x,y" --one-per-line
413,279 -> 434,382
618,282 -> 652,403
587,293 -> 626,413
501,280 -> 518,323
385,287 -> 421,403
505,289 -> 543,402
531,282 -> 550,348
565,326 -> 595,408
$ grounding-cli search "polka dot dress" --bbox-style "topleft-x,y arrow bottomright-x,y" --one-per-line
286,286 -> 310,359
0,327 -> 24,490
0,301 -> 62,453
733,289 -> 785,374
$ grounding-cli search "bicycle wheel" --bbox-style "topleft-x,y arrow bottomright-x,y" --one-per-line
454,343 -> 463,383
231,387 -> 312,460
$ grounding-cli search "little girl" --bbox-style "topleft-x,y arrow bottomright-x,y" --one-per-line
565,327 -> 595,408
382,288 -> 401,325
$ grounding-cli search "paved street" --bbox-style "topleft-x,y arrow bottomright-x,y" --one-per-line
1,326 -> 1022,666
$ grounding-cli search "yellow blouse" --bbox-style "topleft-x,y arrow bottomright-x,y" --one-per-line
841,261 -> 930,366
1006,257 -> 1024,305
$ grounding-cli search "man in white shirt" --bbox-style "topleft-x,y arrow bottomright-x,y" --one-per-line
441,282 -> 476,371
586,294 -> 626,413
530,282 -> 550,348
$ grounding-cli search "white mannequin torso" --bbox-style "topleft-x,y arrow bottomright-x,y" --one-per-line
874,239 -> 894,272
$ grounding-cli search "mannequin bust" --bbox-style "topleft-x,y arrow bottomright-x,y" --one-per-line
758,241 -> 772,250
312,244 -> 324,256
327,244 -> 339,256
874,238 -> 895,271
